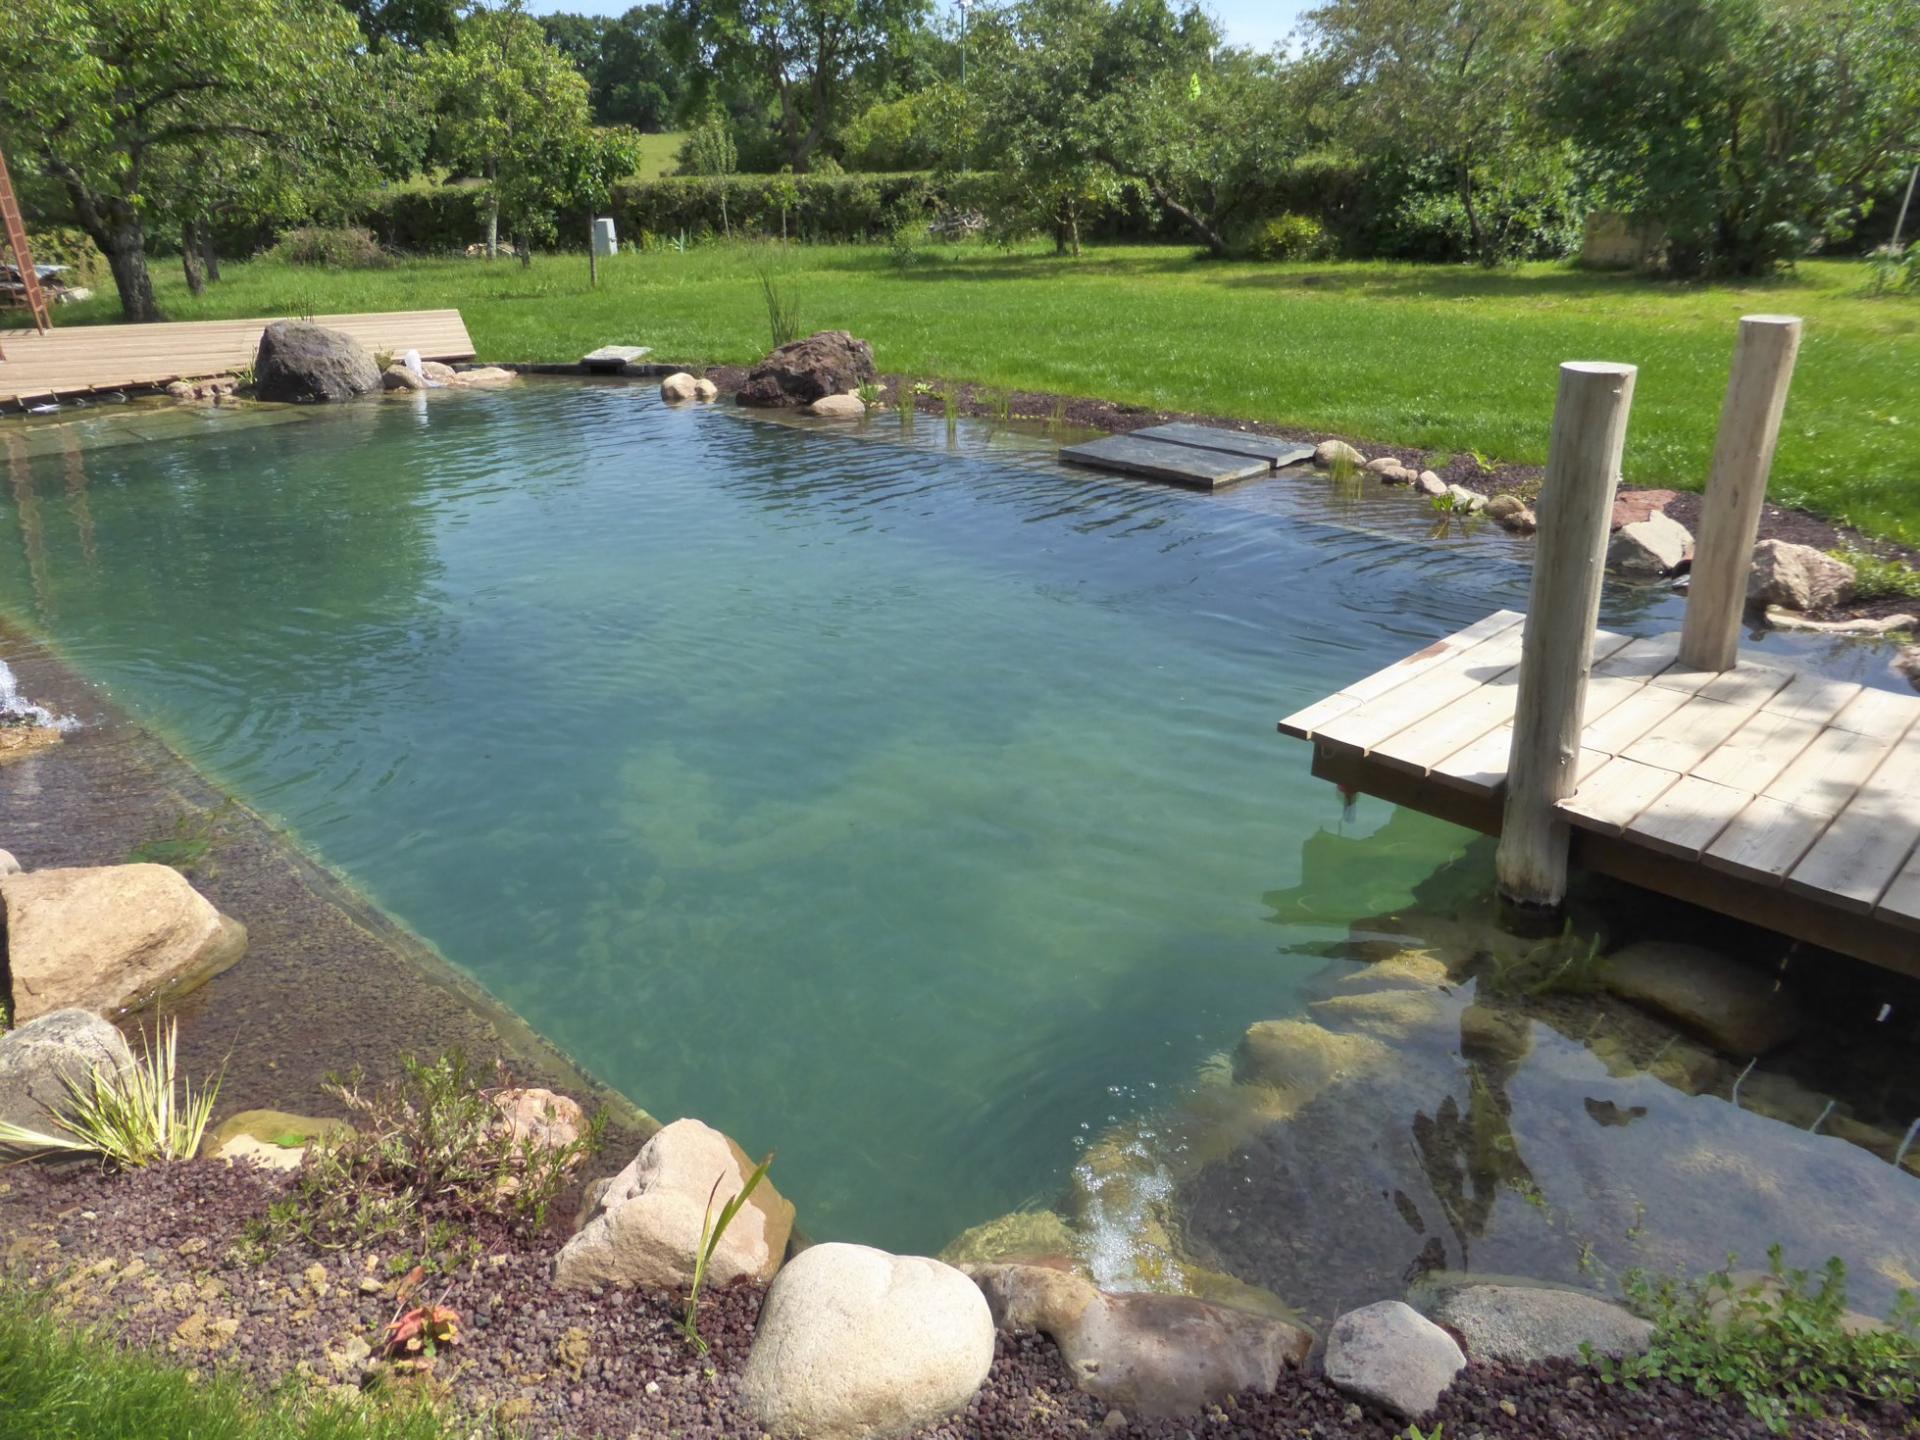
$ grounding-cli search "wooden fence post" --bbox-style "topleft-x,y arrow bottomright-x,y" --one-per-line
1677,315 -> 1803,672
1495,361 -> 1638,927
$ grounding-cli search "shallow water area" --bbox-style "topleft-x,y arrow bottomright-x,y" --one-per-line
0,383 -> 1914,1316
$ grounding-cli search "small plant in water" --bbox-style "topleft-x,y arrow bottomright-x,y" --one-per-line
679,1151 -> 774,1354
754,261 -> 802,349
128,798 -> 236,876
1599,1248 -> 1920,1433
0,1018 -> 220,1167
1482,924 -> 1608,997
855,381 -> 885,415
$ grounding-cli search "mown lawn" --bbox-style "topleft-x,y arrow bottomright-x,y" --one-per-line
23,244 -> 1920,543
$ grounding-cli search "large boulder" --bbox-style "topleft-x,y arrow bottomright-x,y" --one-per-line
737,332 -> 877,409
742,1243 -> 995,1440
2,865 -> 247,1024
1324,1300 -> 1465,1421
968,1263 -> 1311,1417
1749,539 -> 1856,613
553,1117 -> 793,1290
1421,1282 -> 1652,1364
251,321 -> 380,403
1608,513 -> 1693,576
1603,941 -> 1798,1056
0,1009 -> 134,1133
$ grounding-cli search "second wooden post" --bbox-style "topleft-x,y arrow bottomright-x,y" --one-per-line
1495,361 -> 1639,928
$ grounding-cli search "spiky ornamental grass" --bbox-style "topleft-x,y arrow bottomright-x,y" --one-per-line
0,1019 -> 220,1167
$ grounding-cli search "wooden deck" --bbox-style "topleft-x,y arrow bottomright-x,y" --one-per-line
1280,611 -> 1920,975
1060,424 -> 1315,491
0,311 -> 476,405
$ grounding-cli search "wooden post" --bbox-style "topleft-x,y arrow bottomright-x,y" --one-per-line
1496,361 -> 1638,927
1677,315 -> 1803,672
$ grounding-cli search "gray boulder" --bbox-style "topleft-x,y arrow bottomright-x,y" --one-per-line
1608,513 -> 1693,576
1324,1300 -> 1465,1421
0,1009 -> 135,1133
737,331 -> 877,408
1749,539 -> 1856,613
742,1242 -> 994,1439
253,321 -> 381,403
1422,1282 -> 1652,1364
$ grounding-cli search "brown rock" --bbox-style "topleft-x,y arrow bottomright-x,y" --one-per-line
1364,457 -> 1405,475
447,366 -> 519,389
1610,489 -> 1679,530
252,321 -> 380,403
1603,941 -> 1798,1056
2,865 -> 247,1024
0,725 -> 62,765
1413,470 -> 1449,497
381,363 -> 427,392
493,1087 -> 586,1150
553,1117 -> 794,1290
737,331 -> 876,408
1608,513 -> 1693,576
808,392 -> 868,419
1748,539 -> 1856,613
659,372 -> 718,403
1314,440 -> 1364,468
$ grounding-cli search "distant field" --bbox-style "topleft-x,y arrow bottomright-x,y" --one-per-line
634,132 -> 683,179
21,244 -> 1920,543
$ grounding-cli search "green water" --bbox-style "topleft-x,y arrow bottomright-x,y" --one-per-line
0,387 -> 1588,1250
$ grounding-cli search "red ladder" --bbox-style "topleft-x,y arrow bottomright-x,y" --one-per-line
0,146 -> 52,345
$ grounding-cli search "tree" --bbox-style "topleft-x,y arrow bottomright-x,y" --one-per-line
542,6 -> 686,131
1551,0 -> 1920,275
1304,0 -> 1564,265
341,0 -> 461,49
683,107 -> 740,235
0,0 -> 375,321
423,1 -> 607,259
667,0 -> 931,172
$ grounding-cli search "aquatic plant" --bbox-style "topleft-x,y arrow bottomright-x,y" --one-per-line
754,262 -> 803,349
855,382 -> 885,415
679,1151 -> 774,1355
1481,925 -> 1608,997
1599,1248 -> 1920,1433
0,1019 -> 220,1168
250,1052 -> 603,1260
127,798 -> 236,876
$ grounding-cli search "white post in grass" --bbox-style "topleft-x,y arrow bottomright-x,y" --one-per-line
1678,314 -> 1803,672
1495,361 -> 1639,926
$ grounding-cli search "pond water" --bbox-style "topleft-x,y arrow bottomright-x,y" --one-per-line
2,386 -> 1914,1310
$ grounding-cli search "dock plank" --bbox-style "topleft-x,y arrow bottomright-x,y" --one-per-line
1630,773 -> 1753,857
1131,423 -> 1314,467
1875,847 -> 1920,930
1690,708 -> 1821,791
1786,729 -> 1920,910
1561,755 -> 1681,834
1276,613 -> 1525,741
1309,625 -> 1529,753
1705,794 -> 1836,884
1623,684 -> 1786,774
1059,434 -> 1271,490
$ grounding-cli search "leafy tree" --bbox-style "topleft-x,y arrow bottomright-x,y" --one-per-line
667,0 -> 932,172
0,0 -> 378,321
423,1 -> 608,259
1551,0 -> 1920,275
341,0 -> 461,49
1303,0 -> 1565,265
682,106 -> 740,234
541,6 -> 686,131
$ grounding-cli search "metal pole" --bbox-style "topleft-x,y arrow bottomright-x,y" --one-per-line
1893,165 -> 1918,251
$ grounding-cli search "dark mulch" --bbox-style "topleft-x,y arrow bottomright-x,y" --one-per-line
4,1159 -> 1913,1440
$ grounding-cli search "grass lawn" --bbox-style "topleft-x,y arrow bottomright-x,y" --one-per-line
632,131 -> 685,179
21,243 -> 1920,544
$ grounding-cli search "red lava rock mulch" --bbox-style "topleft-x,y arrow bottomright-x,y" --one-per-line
4,1158 -> 1915,1439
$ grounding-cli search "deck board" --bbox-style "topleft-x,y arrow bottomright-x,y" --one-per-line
1277,612 -> 1920,969
1058,433 -> 1271,490
1130,423 -> 1314,466
2,311 -> 476,404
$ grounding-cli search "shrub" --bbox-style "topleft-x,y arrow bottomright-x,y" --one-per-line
1601,1249 -> 1920,1433
1832,548 -> 1920,600
1249,213 -> 1330,261
252,1052 -> 602,1260
0,1019 -> 219,1168
267,226 -> 390,268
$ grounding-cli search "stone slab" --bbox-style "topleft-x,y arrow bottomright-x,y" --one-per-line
1059,434 -> 1270,491
1132,423 -> 1314,468
581,345 -> 651,370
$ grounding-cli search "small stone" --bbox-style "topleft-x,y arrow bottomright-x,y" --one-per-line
1324,1301 -> 1465,1421
1458,1004 -> 1531,1065
659,372 -> 717,403
1377,464 -> 1417,485
1413,470 -> 1448,497
381,363 -> 427,392
177,1238 -> 208,1257
1364,456 -> 1404,475
1446,484 -> 1489,513
1102,1409 -> 1128,1433
1314,440 -> 1364,468
1422,1283 -> 1653,1364
358,1276 -> 382,1295
644,1380 -> 662,1397
1611,489 -> 1679,530
1500,1399 -> 1518,1417
303,1263 -> 328,1296
1608,513 -> 1693,577
1748,539 -> 1856,613
808,392 -> 868,419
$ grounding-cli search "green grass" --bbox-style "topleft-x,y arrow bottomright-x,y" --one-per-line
0,1290 -> 464,1440
633,131 -> 685,179
22,244 -> 1920,543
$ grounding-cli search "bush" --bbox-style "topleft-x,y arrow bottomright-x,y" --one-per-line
1248,213 -> 1331,261
267,225 -> 390,268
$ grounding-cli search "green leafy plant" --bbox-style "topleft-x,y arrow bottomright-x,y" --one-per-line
127,798 -> 236,876
855,381 -> 885,415
250,1052 -> 603,1259
1599,1249 -> 1920,1433
0,1019 -> 220,1167
1401,1424 -> 1443,1440
1866,243 -> 1917,297
679,1151 -> 774,1354
1832,548 -> 1920,602
1250,213 -> 1330,262
267,226 -> 389,270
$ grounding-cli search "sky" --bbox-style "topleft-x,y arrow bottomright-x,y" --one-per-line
517,0 -> 1313,54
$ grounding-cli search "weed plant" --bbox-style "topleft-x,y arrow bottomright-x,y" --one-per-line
679,1152 -> 774,1354
0,1019 -> 219,1167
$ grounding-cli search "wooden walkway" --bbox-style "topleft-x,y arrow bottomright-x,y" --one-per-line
1280,611 -> 1920,975
1060,424 -> 1314,491
0,311 -> 475,405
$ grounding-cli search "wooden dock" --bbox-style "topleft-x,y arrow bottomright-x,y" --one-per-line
1060,424 -> 1314,491
0,311 -> 476,406
1281,612 -> 1920,974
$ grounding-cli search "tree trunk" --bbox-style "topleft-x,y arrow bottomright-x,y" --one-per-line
486,162 -> 500,260
1149,184 -> 1228,258
589,217 -> 598,288
201,225 -> 220,283
182,224 -> 206,297
103,223 -> 160,323
1459,164 -> 1489,265
517,232 -> 531,269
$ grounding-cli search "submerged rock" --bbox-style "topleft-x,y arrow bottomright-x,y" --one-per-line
0,1009 -> 134,1133
381,363 -> 427,392
808,392 -> 868,419
554,1117 -> 793,1290
1324,1300 -> 1464,1420
939,1209 -> 1077,1266
742,1243 -> 994,1439
252,321 -> 380,403
737,332 -> 877,409
1235,1018 -> 1389,1096
2,865 -> 247,1024
1314,440 -> 1364,468
1602,941 -> 1798,1056
1748,539 -> 1855,612
659,372 -> 717,403
1420,1281 -> 1652,1364
204,1108 -> 354,1171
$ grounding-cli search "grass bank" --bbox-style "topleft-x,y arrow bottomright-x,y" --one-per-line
25,245 -> 1920,544
0,1290 -> 460,1440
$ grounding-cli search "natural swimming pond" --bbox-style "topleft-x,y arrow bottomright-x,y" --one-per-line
3,385 -> 1916,1317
